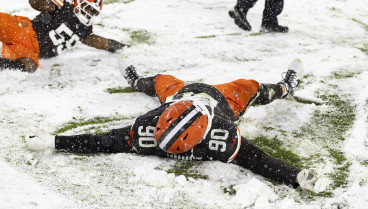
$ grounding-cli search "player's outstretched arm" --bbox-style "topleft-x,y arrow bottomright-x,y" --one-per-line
235,137 -> 301,186
81,34 -> 130,53
26,126 -> 134,154
29,0 -> 57,12
234,137 -> 331,193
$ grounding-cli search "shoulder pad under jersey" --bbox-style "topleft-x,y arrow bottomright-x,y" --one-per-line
202,115 -> 241,163
130,104 -> 171,155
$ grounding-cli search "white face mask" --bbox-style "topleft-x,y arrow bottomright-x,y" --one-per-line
73,0 -> 102,26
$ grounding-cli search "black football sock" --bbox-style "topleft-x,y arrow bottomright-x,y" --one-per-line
0,58 -> 27,71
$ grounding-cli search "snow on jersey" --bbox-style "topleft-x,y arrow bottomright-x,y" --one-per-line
31,1 -> 93,58
129,83 -> 242,163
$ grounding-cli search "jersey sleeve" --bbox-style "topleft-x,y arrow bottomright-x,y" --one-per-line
130,104 -> 170,155
201,116 -> 241,163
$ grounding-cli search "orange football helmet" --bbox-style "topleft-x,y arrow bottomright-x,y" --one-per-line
155,100 -> 212,154
73,0 -> 103,26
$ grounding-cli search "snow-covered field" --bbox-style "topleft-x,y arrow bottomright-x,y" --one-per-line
1,0 -> 368,208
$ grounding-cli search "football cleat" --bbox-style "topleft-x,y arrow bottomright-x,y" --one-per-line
278,59 -> 303,98
229,6 -> 252,31
25,131 -> 55,151
260,23 -> 289,33
73,0 -> 103,26
296,170 -> 331,193
121,65 -> 141,91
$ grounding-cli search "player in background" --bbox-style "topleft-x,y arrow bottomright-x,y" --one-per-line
229,0 -> 288,33
26,59 -> 331,193
0,0 -> 128,73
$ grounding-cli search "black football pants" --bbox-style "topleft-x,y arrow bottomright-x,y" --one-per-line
236,0 -> 284,25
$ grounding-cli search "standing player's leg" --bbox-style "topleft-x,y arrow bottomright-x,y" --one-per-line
229,0 -> 258,31
261,0 -> 288,33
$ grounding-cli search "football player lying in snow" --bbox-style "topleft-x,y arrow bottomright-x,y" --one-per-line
26,59 -> 330,193
0,0 -> 128,73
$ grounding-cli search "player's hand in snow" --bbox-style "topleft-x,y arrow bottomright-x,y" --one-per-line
107,39 -> 130,53
25,131 -> 55,151
296,169 -> 332,193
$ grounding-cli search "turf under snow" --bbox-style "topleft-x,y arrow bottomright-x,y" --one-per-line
1,0 -> 368,208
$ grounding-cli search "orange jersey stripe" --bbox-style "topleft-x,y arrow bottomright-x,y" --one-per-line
227,127 -> 242,162
50,0 -> 64,8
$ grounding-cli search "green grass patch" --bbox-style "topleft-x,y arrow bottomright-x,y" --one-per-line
293,96 -> 326,106
166,161 -> 209,180
317,92 -> 356,136
250,137 -> 306,169
104,0 -> 136,4
359,47 -> 368,56
234,57 -> 261,62
53,117 -> 130,135
352,18 -> 368,32
130,29 -> 154,45
328,149 -> 351,188
330,71 -> 360,79
105,86 -> 135,94
331,162 -> 351,188
358,43 -> 368,56
223,184 -> 236,195
88,26 -> 154,45
250,32 -> 262,36
296,89 -> 356,188
196,35 -> 217,39
90,59 -> 101,67
195,33 -> 242,39
328,149 -> 346,165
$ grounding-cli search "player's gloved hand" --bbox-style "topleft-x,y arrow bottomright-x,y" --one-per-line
25,131 -> 55,151
107,39 -> 130,53
296,170 -> 331,193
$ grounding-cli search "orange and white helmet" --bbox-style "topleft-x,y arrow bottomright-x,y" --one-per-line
155,100 -> 213,154
73,0 -> 103,26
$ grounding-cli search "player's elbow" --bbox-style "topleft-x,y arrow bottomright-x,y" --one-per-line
29,0 -> 56,12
